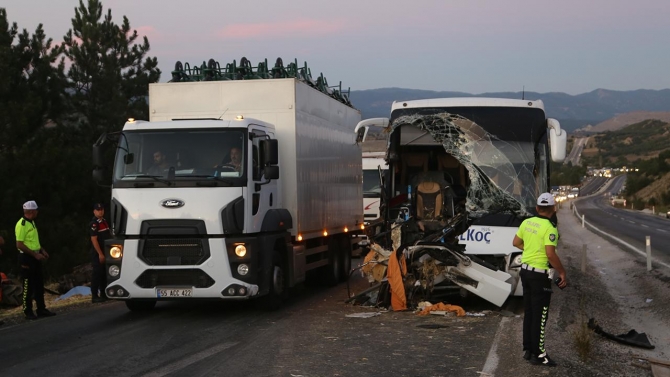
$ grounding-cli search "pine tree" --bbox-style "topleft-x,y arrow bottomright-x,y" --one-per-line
61,0 -> 160,134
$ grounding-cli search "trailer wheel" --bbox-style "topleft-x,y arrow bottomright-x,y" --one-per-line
256,252 -> 287,310
339,236 -> 352,282
125,300 -> 156,312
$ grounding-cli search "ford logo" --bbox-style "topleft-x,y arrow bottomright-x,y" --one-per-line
161,199 -> 185,208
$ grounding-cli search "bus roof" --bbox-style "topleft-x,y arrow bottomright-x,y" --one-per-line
391,97 -> 546,112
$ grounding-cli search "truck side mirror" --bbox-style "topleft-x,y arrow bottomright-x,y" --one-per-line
260,139 -> 278,165
124,153 -> 134,165
356,126 -> 368,144
93,167 -> 105,183
93,144 -> 104,168
547,118 -> 567,163
264,165 -> 279,180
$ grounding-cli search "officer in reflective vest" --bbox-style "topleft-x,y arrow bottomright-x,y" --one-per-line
512,193 -> 567,367
15,200 -> 56,319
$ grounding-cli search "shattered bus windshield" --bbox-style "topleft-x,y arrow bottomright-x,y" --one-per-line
390,107 -> 548,217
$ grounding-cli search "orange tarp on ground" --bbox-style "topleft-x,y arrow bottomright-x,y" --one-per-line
417,302 -> 466,317
387,252 -> 407,311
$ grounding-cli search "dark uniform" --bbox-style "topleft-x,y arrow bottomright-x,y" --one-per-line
516,214 -> 559,364
89,212 -> 111,300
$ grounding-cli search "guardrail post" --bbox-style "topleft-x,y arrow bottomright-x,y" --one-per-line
646,236 -> 652,272
581,244 -> 587,273
582,214 -> 585,228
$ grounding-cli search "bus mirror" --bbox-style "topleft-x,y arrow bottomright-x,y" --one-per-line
354,118 -> 389,143
548,118 -> 567,163
124,153 -> 134,165
260,139 -> 278,165
356,126 -> 368,143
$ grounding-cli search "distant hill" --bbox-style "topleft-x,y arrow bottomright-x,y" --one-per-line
349,88 -> 670,133
578,111 -> 670,133
581,119 -> 670,163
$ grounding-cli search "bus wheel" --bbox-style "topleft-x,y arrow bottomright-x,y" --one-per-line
125,300 -> 156,312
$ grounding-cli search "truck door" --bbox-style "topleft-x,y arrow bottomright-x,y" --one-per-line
246,128 -> 277,233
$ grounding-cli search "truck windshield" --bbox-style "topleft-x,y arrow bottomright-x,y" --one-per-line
113,129 -> 246,187
363,170 -> 382,197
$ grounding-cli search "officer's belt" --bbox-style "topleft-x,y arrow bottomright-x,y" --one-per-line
521,263 -> 548,274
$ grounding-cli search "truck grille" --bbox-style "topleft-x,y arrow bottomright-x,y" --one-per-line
140,238 -> 209,266
135,269 -> 215,288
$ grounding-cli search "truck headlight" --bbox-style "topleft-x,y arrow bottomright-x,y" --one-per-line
237,264 -> 249,275
109,265 -> 120,277
234,244 -> 247,257
110,245 -> 123,259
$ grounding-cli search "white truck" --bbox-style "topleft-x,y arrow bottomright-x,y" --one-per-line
355,98 -> 567,306
362,152 -> 388,222
93,67 -> 363,311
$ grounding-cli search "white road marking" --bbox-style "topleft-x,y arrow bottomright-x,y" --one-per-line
657,229 -> 667,233
481,317 -> 510,375
641,224 -> 649,228
142,342 -> 238,377
628,220 -> 635,224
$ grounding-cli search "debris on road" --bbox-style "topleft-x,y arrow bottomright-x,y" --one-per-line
417,302 -> 465,317
345,312 -> 382,319
56,286 -> 92,301
588,318 -> 655,349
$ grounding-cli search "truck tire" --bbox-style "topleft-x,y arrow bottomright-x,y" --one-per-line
321,238 -> 341,286
125,300 -> 156,312
256,252 -> 287,310
339,235 -> 352,282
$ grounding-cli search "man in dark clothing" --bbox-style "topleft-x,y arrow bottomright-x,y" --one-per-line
15,200 -> 56,319
89,203 -> 111,303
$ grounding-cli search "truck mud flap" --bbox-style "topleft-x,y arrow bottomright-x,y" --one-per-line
445,262 -> 511,307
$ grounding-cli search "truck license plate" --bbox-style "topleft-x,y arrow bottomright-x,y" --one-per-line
157,288 -> 193,298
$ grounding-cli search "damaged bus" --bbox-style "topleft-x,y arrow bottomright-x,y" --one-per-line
354,98 -> 566,307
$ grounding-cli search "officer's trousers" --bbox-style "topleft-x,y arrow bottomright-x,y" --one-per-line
90,251 -> 107,298
19,253 -> 46,313
520,268 -> 553,356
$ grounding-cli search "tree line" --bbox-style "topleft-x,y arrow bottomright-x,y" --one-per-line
0,0 -> 159,279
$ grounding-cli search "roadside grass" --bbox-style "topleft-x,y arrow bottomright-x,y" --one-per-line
572,296 -> 593,362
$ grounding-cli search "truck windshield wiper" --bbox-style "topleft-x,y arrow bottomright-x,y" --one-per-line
126,174 -> 172,185
178,174 -> 235,186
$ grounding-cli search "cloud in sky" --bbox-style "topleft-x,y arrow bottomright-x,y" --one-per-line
217,19 -> 347,40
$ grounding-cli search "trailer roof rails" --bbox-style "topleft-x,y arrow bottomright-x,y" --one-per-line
169,57 -> 354,108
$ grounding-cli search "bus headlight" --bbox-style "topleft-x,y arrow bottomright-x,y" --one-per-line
110,245 -> 123,259
109,265 -> 120,277
237,264 -> 249,276
234,244 -> 247,257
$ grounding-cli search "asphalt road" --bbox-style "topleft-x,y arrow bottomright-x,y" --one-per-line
573,175 -> 670,265
0,263 -> 506,377
564,137 -> 588,166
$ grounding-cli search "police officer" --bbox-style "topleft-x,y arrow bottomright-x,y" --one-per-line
15,200 -> 56,319
89,203 -> 110,303
512,193 -> 566,367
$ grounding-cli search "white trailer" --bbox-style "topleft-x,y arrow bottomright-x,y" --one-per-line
93,77 -> 363,310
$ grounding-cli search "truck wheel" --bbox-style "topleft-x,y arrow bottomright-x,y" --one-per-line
125,300 -> 156,312
256,253 -> 287,310
321,238 -> 341,286
339,236 -> 352,282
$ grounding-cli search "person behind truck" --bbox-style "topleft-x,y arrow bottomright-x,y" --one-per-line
147,150 -> 170,175
512,193 -> 566,367
89,203 -> 110,303
215,146 -> 243,173
15,200 -> 56,320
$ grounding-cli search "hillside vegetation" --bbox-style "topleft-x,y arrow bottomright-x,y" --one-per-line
582,119 -> 670,208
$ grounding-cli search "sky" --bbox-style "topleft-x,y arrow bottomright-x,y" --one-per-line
3,0 -> 670,95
